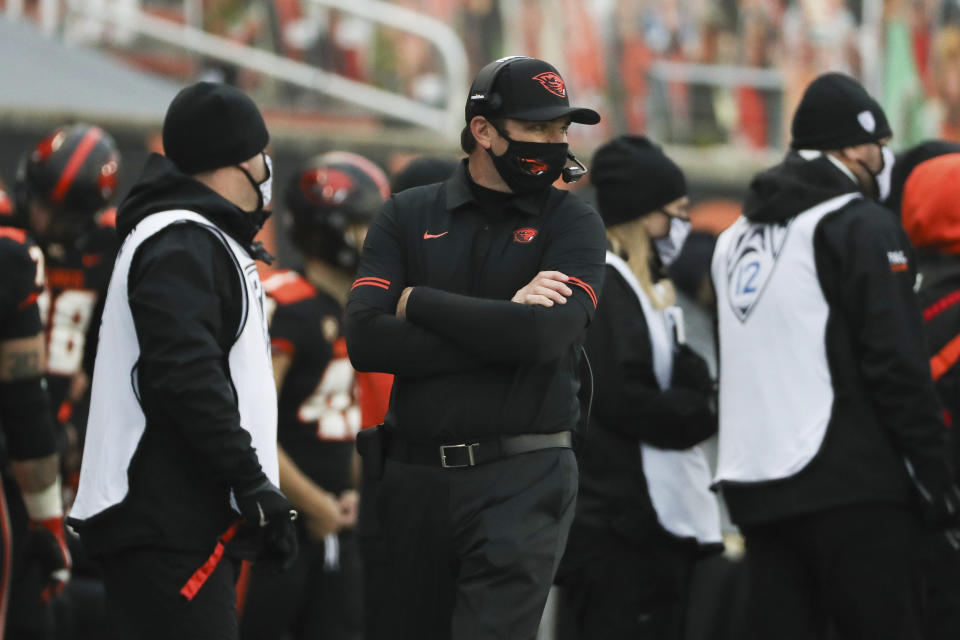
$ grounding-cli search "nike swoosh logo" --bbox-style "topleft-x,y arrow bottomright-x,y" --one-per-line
423,231 -> 449,239
258,503 -> 267,527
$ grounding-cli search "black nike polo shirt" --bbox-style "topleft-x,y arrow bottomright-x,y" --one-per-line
345,160 -> 606,442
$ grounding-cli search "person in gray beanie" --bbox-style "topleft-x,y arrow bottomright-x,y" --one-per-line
69,82 -> 296,639
711,72 -> 960,639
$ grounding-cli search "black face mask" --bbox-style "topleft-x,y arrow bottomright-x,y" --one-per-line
486,129 -> 569,195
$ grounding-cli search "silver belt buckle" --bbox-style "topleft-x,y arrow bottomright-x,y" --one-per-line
439,443 -> 479,468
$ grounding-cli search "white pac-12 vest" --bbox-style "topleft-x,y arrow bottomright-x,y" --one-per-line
711,192 -> 860,485
71,210 -> 278,522
606,252 -> 722,545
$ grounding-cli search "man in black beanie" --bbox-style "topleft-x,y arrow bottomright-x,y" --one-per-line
710,72 -> 960,639
69,82 -> 297,639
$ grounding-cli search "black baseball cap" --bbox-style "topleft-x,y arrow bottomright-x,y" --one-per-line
465,57 -> 600,125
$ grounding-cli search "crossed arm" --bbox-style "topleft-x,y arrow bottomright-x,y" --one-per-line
346,199 -> 604,375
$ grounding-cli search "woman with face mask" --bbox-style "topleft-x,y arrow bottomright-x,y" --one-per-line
556,136 -> 722,640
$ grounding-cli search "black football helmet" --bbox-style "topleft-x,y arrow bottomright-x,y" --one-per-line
16,124 -> 121,233
285,151 -> 389,271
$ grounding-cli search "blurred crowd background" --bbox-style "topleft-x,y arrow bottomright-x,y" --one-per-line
4,0 -> 960,268
0,2 -> 954,637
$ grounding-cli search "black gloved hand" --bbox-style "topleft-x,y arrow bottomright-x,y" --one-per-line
26,516 -> 72,603
235,478 -> 299,571
670,344 -> 714,396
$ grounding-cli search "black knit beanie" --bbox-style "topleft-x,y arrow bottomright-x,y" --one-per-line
791,73 -> 891,151
592,135 -> 686,227
162,82 -> 269,175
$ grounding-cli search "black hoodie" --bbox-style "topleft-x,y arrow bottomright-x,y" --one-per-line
71,154 -> 272,556
743,151 -> 858,223
714,151 -> 955,527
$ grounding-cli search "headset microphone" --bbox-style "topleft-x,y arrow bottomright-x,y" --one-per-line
562,152 -> 587,183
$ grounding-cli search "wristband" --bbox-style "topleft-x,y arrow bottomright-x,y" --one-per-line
22,477 -> 64,521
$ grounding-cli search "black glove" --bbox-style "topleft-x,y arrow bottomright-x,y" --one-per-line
26,516 -> 72,603
670,344 -> 714,396
235,478 -> 299,571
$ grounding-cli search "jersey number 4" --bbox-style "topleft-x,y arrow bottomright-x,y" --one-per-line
297,348 -> 361,441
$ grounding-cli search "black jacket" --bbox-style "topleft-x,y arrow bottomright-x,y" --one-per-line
716,152 -> 953,526
572,263 -> 715,546
346,160 -> 606,442
916,253 -> 960,477
70,154 -> 272,556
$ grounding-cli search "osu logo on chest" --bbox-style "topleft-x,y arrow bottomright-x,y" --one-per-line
513,227 -> 538,244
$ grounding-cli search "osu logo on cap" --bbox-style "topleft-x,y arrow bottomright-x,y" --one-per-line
513,227 -> 538,244
532,72 -> 566,98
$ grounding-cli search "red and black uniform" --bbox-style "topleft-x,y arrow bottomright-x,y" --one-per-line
240,269 -> 362,640
40,212 -> 118,432
0,226 -> 61,638
266,269 -> 357,496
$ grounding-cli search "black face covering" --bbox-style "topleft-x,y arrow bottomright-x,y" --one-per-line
486,129 -> 569,195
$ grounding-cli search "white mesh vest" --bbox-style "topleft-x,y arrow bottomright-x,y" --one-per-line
71,210 -> 278,522
711,193 -> 860,484
606,252 -> 722,544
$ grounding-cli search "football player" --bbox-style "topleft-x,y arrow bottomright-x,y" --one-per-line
239,151 -> 390,640
15,123 -> 121,498
0,202 -> 70,637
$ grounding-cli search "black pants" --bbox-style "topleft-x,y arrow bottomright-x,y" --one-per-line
99,546 -> 240,640
741,504 -> 923,640
368,447 -> 578,640
921,529 -> 960,640
559,526 -> 696,640
240,531 -> 362,640
358,466 -> 390,640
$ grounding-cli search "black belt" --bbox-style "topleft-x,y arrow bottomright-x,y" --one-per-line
385,431 -> 572,469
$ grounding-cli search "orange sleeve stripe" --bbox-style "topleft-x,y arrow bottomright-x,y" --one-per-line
0,228 -> 26,243
351,277 -> 391,291
567,276 -> 598,308
931,332 -> 960,381
924,289 -> 960,322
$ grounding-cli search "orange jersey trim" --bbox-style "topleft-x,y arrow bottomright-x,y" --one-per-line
931,333 -> 960,381
0,227 -> 26,244
97,208 -> 117,228
46,269 -> 85,290
271,337 -> 295,356
16,291 -> 39,311
263,270 -> 316,305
